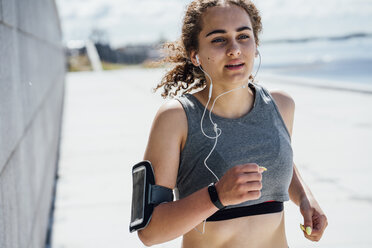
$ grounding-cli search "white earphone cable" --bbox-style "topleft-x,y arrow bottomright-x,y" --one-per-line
193,51 -> 261,234
198,65 -> 252,181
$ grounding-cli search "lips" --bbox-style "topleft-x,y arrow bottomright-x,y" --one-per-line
225,63 -> 245,68
225,61 -> 245,70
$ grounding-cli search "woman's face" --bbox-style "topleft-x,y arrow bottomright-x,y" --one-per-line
193,4 -> 257,87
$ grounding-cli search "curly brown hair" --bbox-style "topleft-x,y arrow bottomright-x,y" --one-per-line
154,0 -> 262,98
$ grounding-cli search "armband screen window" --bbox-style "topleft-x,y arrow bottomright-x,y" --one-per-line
131,166 -> 146,227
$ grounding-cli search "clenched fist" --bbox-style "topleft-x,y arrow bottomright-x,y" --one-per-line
215,163 -> 266,206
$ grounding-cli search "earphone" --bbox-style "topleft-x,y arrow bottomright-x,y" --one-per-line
193,51 -> 261,234
195,54 -> 213,99
196,50 -> 261,181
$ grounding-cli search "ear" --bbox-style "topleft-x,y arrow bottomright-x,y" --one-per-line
190,50 -> 200,66
255,46 -> 259,58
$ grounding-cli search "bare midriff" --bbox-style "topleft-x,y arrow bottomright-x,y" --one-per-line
182,211 -> 288,248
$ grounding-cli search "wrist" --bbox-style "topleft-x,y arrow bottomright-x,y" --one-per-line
207,183 -> 225,210
289,180 -> 311,206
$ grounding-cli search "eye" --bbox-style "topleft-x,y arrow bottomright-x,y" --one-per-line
211,37 -> 226,43
238,34 -> 250,40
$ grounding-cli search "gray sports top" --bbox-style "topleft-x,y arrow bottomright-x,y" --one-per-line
176,83 -> 293,209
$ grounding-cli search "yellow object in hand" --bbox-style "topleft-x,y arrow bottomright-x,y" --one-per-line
259,166 -> 267,171
300,224 -> 305,231
300,224 -> 312,235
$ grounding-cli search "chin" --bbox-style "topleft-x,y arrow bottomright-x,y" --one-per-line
225,73 -> 250,85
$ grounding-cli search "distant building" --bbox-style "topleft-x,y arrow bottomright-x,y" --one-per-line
65,40 -> 92,71
96,43 -> 161,64
65,40 -> 162,71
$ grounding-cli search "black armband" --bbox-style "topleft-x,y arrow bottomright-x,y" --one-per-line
129,160 -> 174,232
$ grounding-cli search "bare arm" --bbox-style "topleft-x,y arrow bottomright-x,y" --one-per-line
138,100 -> 215,246
138,100 -> 264,246
270,91 -> 305,202
271,90 -> 328,241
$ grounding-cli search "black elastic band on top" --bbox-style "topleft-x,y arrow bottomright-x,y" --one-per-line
206,201 -> 283,222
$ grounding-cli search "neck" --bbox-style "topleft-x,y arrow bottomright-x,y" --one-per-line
198,81 -> 255,119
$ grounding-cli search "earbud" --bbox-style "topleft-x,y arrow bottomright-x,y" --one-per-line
255,49 -> 260,57
195,54 -> 213,98
208,83 -> 213,98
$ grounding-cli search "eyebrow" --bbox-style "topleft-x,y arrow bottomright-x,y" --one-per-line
205,26 -> 252,37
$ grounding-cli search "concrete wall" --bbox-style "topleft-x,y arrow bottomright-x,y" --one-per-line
0,0 -> 65,247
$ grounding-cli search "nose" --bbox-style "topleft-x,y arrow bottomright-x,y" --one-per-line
226,40 -> 241,57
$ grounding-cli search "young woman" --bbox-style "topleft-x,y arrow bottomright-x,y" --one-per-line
138,0 -> 328,247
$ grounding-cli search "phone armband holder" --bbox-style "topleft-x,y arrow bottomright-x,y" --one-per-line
129,160 -> 174,232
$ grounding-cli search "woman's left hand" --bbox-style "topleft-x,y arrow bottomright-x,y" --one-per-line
299,196 -> 328,242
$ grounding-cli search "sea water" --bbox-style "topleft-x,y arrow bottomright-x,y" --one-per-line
258,35 -> 372,85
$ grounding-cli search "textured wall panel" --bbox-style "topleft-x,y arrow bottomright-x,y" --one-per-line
16,0 -> 61,46
17,33 -> 65,129
0,174 -> 6,248
0,24 -> 23,173
0,0 -> 3,21
14,139 -> 35,248
1,0 -> 16,27
0,0 -> 64,247
0,161 -> 19,247
14,90 -> 62,248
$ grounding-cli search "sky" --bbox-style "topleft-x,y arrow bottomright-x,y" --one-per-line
56,0 -> 372,48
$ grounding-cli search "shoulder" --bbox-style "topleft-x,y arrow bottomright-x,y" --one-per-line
269,89 -> 296,137
269,90 -> 295,112
154,98 -> 187,128
149,98 -> 188,151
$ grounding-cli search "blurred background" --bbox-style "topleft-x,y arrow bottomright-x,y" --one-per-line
58,0 -> 372,84
0,0 -> 371,248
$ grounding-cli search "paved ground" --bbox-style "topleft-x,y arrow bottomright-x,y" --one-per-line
51,68 -> 372,248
